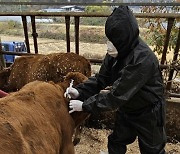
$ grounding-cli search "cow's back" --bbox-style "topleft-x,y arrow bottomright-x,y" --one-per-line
7,53 -> 91,92
7,55 -> 46,91
48,53 -> 91,82
0,81 -> 74,154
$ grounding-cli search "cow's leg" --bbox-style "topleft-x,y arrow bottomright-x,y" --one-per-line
60,142 -> 75,154
73,125 -> 83,146
60,121 -> 75,154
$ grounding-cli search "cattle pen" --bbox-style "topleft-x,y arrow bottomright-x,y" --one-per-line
0,1 -> 180,144
0,2 -> 179,98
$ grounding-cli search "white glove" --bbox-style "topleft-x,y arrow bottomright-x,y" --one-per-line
69,100 -> 83,113
64,87 -> 80,99
100,90 -> 110,94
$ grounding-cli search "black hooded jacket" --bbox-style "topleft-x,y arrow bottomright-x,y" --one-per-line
76,6 -> 165,114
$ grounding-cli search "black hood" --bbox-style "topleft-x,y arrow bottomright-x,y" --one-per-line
105,6 -> 139,59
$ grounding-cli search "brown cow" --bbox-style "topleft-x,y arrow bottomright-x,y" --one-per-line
0,52 -> 91,92
0,72 -> 89,154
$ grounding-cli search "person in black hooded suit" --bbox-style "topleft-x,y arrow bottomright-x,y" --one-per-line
66,6 -> 167,154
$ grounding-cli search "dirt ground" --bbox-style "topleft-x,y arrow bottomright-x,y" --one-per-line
1,35 -> 180,154
0,35 -> 107,57
75,127 -> 180,154
0,34 -> 176,61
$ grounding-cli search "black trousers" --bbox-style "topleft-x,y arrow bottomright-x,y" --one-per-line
108,101 -> 166,154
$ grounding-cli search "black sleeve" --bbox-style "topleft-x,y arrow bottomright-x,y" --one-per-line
82,53 -> 154,114
76,54 -> 114,101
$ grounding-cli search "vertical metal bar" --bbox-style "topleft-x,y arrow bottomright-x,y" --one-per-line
161,18 -> 175,65
166,27 -> 180,91
65,16 -> 70,53
21,15 -> 30,53
74,16 -> 80,55
30,15 -> 38,54
0,38 -> 6,69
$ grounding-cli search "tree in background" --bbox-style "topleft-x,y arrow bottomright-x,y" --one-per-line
85,1 -> 112,13
141,5 -> 179,93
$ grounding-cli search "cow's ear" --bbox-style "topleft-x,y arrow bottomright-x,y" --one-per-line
0,67 -> 11,78
64,72 -> 77,82
65,72 -> 88,85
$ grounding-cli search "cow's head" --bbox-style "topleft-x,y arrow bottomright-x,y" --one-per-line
59,72 -> 88,92
58,72 -> 90,124
0,68 -> 11,91
58,72 -> 90,146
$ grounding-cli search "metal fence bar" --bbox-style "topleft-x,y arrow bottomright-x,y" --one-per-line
166,27 -> 180,91
0,12 -> 179,19
1,51 -> 179,71
0,2 -> 179,6
0,39 -> 6,69
161,18 -> 175,65
0,51 -> 35,56
88,58 -> 180,70
74,16 -> 80,55
30,16 -> 38,54
65,16 -> 70,53
21,15 -> 30,53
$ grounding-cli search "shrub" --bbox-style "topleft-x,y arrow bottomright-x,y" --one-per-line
38,30 -> 66,40
7,20 -> 21,29
80,28 -> 106,44
85,5 -> 111,14
80,17 -> 107,26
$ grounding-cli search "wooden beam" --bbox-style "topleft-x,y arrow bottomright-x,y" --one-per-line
0,12 -> 179,19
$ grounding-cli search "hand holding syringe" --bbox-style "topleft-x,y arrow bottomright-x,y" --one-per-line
64,79 -> 79,99
64,79 -> 74,99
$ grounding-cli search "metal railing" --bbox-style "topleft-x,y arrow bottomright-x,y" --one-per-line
0,9 -> 179,97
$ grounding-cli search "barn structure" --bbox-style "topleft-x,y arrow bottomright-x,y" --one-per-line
0,0 -> 180,144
